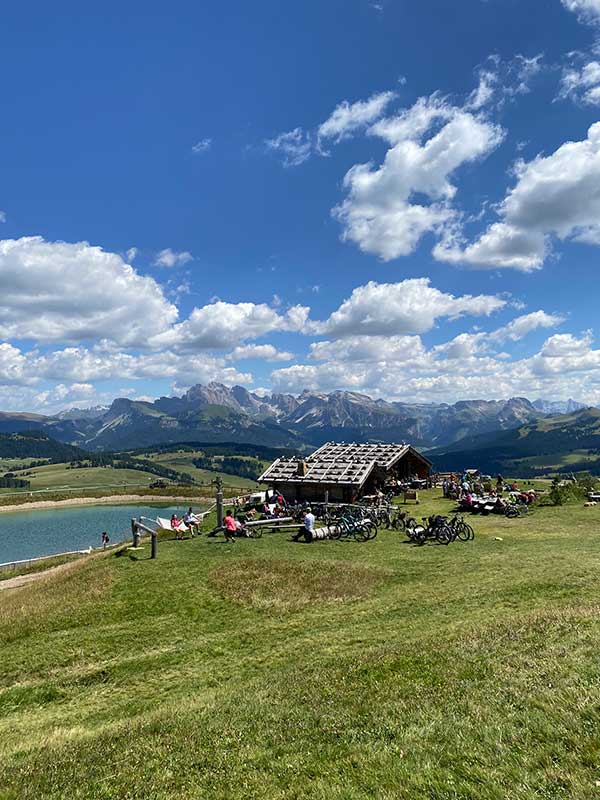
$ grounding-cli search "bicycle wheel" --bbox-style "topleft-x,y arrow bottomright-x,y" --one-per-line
391,515 -> 404,531
365,521 -> 378,540
250,527 -> 263,539
456,522 -> 472,541
329,523 -> 343,540
435,525 -> 452,545
352,525 -> 370,542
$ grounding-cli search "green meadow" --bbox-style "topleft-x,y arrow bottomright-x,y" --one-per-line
144,449 -> 263,489
0,458 -> 257,502
2,490 -> 600,798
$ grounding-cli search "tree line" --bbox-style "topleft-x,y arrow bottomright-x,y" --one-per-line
192,455 -> 261,481
68,455 -> 195,485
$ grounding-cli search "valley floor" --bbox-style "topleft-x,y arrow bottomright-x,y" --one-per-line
1,490 -> 600,799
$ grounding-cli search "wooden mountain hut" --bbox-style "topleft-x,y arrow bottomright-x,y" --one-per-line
258,441 -> 432,503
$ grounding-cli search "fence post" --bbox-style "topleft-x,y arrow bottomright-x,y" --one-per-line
131,518 -> 140,548
151,531 -> 157,559
215,476 -> 224,528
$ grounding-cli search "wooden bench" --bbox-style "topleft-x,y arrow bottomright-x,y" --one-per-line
403,490 -> 419,504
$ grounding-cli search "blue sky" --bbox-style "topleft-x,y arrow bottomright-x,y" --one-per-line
2,0 -> 600,411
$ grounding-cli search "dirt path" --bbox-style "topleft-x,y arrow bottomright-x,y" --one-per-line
0,561 -> 75,591
0,494 -> 218,514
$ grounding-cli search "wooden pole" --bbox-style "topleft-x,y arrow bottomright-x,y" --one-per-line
324,489 -> 329,519
151,532 -> 157,559
131,518 -> 140,548
215,476 -> 224,528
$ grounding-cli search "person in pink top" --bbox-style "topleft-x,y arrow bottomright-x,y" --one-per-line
223,510 -> 237,544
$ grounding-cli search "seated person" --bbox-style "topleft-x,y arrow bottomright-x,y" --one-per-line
170,513 -> 186,540
292,507 -> 315,542
183,507 -> 200,535
262,502 -> 272,518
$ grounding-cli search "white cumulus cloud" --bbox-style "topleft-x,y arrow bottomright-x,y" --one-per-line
265,128 -> 312,167
153,248 -> 194,268
559,60 -> 600,105
434,122 -> 600,269
192,138 -> 212,154
149,301 -> 310,351
492,311 -> 565,342
0,237 -> 178,345
562,0 -> 600,24
318,91 -> 396,144
227,344 -> 294,362
333,95 -> 504,260
317,278 -> 505,337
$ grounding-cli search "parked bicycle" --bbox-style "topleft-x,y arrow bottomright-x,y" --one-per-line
329,508 -> 378,542
405,514 -> 474,545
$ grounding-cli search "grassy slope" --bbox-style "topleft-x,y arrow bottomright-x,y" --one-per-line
2,491 -> 600,798
146,451 -> 262,489
3,463 -> 160,491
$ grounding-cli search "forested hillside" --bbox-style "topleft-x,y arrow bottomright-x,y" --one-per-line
429,408 -> 600,476
0,431 -> 87,462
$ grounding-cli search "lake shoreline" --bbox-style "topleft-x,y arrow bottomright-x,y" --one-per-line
0,494 -> 218,515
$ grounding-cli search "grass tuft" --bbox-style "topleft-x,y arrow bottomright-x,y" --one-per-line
209,558 -> 389,611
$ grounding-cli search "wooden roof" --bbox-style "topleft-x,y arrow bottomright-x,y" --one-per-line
258,441 -> 431,487
309,441 -> 414,470
258,456 -> 376,487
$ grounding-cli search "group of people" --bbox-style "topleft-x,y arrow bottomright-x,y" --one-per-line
261,492 -> 286,518
170,507 -> 203,539
440,472 -> 538,513
165,489 -> 322,545
443,473 -> 507,500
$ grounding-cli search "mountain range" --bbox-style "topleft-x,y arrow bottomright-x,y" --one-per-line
0,382 -> 575,453
429,407 -> 600,477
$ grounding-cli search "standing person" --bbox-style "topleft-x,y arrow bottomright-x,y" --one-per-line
101,531 -> 110,550
223,510 -> 237,544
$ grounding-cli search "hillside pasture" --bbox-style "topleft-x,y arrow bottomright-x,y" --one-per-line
144,450 -> 263,489
0,462 -> 160,494
2,490 -> 600,797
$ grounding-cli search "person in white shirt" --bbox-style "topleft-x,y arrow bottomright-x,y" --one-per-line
183,507 -> 200,536
304,508 -> 315,534
292,507 -> 315,541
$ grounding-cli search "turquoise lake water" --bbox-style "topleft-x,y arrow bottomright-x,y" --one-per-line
0,503 -> 194,564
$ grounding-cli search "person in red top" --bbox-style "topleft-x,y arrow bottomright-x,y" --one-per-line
171,513 -> 184,540
223,510 -> 237,544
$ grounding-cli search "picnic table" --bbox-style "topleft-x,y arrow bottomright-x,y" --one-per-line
403,489 -> 419,504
